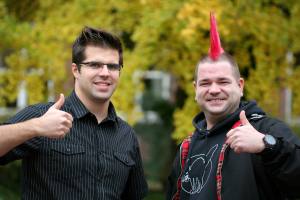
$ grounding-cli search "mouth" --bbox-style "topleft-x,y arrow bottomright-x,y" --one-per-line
206,98 -> 226,103
93,81 -> 111,86
93,81 -> 112,91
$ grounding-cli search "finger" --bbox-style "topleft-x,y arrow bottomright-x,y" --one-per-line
230,138 -> 239,149
226,129 -> 234,138
51,93 -> 65,110
58,131 -> 67,139
66,113 -> 73,122
226,128 -> 239,139
228,134 -> 239,147
62,127 -> 70,134
234,147 -> 242,154
63,119 -> 73,129
230,141 -> 236,150
56,110 -> 73,122
239,110 -> 250,126
226,135 -> 233,145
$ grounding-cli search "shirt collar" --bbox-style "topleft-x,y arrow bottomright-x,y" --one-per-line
65,91 -> 119,123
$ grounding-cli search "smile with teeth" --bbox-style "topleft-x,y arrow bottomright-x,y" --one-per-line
207,98 -> 225,102
93,81 -> 111,91
94,82 -> 110,86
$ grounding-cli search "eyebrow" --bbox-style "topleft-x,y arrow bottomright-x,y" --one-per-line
198,77 -> 231,82
83,60 -> 119,64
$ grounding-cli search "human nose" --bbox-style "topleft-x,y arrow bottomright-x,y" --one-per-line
208,82 -> 221,94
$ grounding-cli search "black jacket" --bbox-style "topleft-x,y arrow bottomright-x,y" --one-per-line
167,101 -> 300,200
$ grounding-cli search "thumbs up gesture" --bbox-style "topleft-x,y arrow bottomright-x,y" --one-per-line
35,94 -> 73,139
51,93 -> 65,110
226,110 -> 265,154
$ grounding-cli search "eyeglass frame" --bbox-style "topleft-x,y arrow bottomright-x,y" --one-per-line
78,61 -> 122,72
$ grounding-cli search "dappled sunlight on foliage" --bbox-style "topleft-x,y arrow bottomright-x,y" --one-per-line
1,0 -> 300,144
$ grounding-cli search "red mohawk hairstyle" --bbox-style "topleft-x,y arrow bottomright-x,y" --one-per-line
209,12 -> 224,60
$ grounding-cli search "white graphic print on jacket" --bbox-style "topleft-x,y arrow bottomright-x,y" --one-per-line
181,144 -> 218,194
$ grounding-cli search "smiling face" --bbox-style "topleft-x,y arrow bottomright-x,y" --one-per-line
194,60 -> 244,125
72,46 -> 120,105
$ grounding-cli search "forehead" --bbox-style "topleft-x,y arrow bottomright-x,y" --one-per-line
84,46 -> 119,61
197,61 -> 235,80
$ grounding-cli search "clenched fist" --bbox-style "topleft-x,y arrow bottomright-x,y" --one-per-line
34,94 -> 73,139
226,110 -> 265,154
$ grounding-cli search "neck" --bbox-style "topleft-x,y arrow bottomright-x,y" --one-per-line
205,102 -> 241,130
205,112 -> 229,130
88,101 -> 109,123
206,117 -> 220,130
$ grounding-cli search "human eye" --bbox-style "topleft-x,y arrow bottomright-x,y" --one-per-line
107,63 -> 121,71
199,82 -> 210,87
219,80 -> 231,85
88,62 -> 103,69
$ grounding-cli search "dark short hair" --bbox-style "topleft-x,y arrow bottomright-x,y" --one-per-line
72,26 -> 123,70
194,52 -> 240,81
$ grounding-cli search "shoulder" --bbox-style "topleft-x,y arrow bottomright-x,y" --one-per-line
30,102 -> 53,112
251,116 -> 287,131
252,116 -> 300,144
116,116 -> 138,137
6,103 -> 52,123
116,116 -> 133,129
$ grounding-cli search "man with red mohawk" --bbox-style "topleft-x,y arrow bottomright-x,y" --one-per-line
167,12 -> 300,200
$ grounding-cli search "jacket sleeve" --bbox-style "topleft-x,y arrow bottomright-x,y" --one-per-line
259,118 -> 300,197
166,148 -> 181,200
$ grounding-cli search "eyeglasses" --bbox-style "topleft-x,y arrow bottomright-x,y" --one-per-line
79,61 -> 122,72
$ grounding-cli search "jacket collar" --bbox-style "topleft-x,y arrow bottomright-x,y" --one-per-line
192,101 -> 262,133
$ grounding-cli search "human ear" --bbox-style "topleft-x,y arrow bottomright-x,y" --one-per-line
239,78 -> 244,96
71,63 -> 80,79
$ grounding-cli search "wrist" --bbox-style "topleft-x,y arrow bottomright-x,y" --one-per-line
260,134 -> 281,156
27,117 -> 44,137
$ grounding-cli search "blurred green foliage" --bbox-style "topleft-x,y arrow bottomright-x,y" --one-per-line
1,0 -> 300,142
134,96 -> 175,189
144,191 -> 164,200
1,0 -> 300,198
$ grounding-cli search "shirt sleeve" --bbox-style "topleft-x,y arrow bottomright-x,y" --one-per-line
0,105 -> 45,165
121,134 -> 148,200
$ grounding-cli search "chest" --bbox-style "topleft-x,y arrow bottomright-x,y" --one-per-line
27,118 -> 136,185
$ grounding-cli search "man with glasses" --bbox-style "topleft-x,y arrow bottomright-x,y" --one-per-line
0,26 -> 148,200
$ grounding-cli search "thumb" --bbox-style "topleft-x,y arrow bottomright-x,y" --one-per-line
239,110 -> 250,125
51,93 -> 65,109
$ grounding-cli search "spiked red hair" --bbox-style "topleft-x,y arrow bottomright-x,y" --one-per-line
209,12 -> 224,60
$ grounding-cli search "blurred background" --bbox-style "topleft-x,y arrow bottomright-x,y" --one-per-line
1,0 -> 300,199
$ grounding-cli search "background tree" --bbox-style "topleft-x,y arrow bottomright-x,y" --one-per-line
2,0 -> 298,139
1,0 -> 300,199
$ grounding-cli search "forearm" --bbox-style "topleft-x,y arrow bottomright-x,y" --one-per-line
0,118 -> 40,157
262,138 -> 300,180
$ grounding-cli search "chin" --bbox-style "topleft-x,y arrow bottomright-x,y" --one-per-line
206,107 -> 227,115
209,111 -> 225,115
206,104 -> 224,111
91,94 -> 111,102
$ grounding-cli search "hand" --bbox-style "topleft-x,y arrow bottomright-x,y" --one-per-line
34,94 -> 73,139
226,110 -> 265,154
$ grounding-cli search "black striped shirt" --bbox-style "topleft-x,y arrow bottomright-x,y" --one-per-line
0,91 -> 148,200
